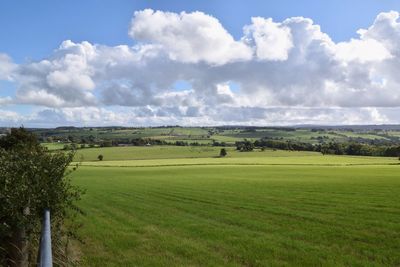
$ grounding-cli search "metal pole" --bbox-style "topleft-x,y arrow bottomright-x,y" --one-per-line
39,209 -> 53,267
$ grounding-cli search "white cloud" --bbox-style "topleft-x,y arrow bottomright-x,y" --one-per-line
0,106 -> 395,128
359,11 -> 400,55
129,9 -> 252,65
0,109 -> 21,125
15,41 -> 98,107
0,53 -> 16,80
2,10 -> 400,125
244,17 -> 293,61
335,38 -> 392,62
0,96 -> 12,106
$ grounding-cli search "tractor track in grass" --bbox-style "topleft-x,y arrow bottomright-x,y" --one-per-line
77,162 -> 400,168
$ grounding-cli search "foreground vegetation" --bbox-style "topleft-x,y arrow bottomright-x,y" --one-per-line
70,146 -> 400,266
0,128 -> 81,266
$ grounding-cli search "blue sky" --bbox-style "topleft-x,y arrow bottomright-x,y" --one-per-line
2,0 -> 400,62
1,1 -> 400,126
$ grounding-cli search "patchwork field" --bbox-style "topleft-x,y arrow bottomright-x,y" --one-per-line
71,146 -> 400,266
34,126 -> 400,146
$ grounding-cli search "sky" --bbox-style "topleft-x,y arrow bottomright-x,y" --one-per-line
1,0 -> 400,127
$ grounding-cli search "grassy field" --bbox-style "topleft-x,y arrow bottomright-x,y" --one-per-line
79,154 -> 398,168
41,142 -> 66,150
71,146 -> 400,266
75,146 -> 224,161
74,146 -> 327,162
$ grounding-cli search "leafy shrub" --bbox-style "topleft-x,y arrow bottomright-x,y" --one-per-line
0,128 -> 83,266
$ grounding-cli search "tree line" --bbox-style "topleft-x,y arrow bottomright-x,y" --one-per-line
246,139 -> 400,157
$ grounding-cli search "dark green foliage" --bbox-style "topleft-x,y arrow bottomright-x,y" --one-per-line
131,138 -> 166,146
383,146 -> 400,157
175,141 -> 188,146
0,128 -> 82,266
98,154 -> 104,161
212,141 -> 226,147
0,128 -> 38,151
63,144 -> 70,150
255,137 -> 400,157
255,139 -> 315,152
100,140 -> 113,147
235,140 -> 254,152
219,148 -> 227,157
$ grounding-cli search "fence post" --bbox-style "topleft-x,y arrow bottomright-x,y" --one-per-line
38,209 -> 52,267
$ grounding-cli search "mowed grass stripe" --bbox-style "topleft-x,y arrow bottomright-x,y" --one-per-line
77,177 -> 236,266
78,155 -> 399,168
73,165 -> 400,266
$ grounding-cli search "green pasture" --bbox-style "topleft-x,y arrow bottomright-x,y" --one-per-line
73,163 -> 400,266
75,146 -> 225,161
339,131 -> 390,141
79,155 -> 398,168
41,142 -> 65,150
74,146 -> 398,165
67,146 -> 400,266
75,145 -> 317,162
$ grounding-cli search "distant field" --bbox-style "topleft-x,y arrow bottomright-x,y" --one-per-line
339,131 -> 390,140
41,142 -> 65,150
73,164 -> 400,266
74,145 -> 322,162
75,146 -> 226,161
35,126 -> 400,146
74,145 -> 398,164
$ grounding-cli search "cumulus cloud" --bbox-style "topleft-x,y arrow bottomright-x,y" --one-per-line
2,10 -> 400,125
335,38 -> 392,62
15,40 -> 98,107
129,9 -> 252,65
243,17 -> 293,61
359,11 -> 400,55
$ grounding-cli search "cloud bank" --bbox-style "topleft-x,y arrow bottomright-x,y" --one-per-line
2,9 -> 400,126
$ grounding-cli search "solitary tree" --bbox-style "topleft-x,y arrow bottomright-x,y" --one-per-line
220,148 -> 227,157
98,154 -> 104,161
0,128 -> 82,266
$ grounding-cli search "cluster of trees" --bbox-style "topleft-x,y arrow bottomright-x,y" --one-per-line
212,141 -> 227,147
0,128 -> 82,266
235,140 -> 255,152
254,139 -> 315,151
318,142 -> 400,157
63,143 -> 97,150
252,138 -> 400,157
